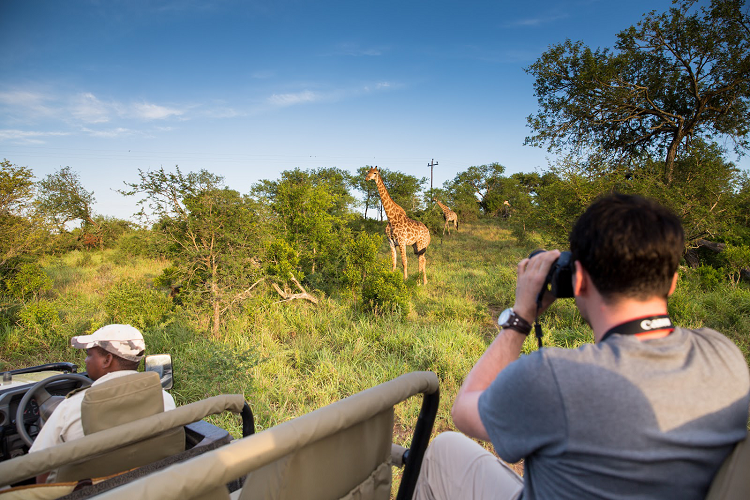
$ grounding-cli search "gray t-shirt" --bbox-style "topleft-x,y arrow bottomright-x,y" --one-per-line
478,327 -> 750,499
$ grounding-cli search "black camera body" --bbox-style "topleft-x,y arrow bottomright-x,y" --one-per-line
529,250 -> 575,299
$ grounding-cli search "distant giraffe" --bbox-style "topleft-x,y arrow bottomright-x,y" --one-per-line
433,198 -> 458,236
502,200 -> 512,219
366,167 -> 431,285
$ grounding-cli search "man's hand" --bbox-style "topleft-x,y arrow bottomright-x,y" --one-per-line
512,250 -> 561,324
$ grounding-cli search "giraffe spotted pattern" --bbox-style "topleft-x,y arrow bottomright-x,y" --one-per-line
366,167 -> 431,285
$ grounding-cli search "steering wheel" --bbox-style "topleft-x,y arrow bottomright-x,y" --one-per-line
16,373 -> 92,447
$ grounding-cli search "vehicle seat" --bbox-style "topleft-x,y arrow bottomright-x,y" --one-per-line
55,371 -> 185,482
705,431 -> 750,500
240,408 -> 394,499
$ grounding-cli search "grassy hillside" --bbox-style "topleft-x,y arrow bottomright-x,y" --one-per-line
2,219 -> 749,479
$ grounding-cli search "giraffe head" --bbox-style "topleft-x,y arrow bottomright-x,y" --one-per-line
432,197 -> 437,202
365,167 -> 379,182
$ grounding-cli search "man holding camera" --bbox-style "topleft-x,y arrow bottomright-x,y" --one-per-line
415,194 -> 750,499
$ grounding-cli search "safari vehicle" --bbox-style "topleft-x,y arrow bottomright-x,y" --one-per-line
0,360 -> 441,500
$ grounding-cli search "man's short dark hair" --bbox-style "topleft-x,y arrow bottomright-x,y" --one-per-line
569,193 -> 684,301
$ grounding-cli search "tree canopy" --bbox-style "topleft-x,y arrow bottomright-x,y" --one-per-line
525,0 -> 750,184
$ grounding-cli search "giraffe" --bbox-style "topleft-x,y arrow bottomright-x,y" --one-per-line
433,197 -> 458,236
502,199 -> 512,219
366,166 -> 431,285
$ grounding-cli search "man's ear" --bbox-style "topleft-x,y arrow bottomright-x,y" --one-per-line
667,272 -> 679,297
573,260 -> 587,296
101,352 -> 114,369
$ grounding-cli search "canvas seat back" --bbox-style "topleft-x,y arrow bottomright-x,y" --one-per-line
56,371 -> 185,482
705,431 -> 750,500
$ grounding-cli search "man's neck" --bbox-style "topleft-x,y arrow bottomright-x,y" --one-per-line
591,296 -> 669,343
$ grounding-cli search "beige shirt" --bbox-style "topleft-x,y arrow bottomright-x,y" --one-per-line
29,370 -> 176,454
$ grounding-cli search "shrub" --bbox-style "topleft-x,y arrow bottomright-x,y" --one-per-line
18,299 -> 60,334
5,263 -> 53,302
724,245 -> 750,286
695,265 -> 726,291
104,278 -> 172,330
361,268 -> 411,315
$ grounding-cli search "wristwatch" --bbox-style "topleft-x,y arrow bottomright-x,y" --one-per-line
498,308 -> 533,335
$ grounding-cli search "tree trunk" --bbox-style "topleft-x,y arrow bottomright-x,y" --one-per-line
211,260 -> 221,338
664,126 -> 685,186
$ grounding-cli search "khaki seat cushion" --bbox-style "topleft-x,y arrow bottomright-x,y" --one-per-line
56,372 -> 185,482
240,409 -> 393,500
705,431 -> 750,500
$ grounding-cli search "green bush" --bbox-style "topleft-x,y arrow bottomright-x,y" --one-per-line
724,245 -> 750,286
361,268 -> 411,315
5,263 -> 53,302
104,278 -> 173,330
695,265 -> 726,291
18,299 -> 60,334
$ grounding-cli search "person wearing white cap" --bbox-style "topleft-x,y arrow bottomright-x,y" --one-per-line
29,324 -> 176,481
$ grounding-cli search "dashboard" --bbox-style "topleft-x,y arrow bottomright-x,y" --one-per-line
0,363 -> 84,462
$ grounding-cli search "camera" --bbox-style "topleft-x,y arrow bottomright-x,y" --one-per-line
529,249 -> 574,299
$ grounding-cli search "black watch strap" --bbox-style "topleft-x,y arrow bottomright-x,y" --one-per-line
501,311 -> 533,335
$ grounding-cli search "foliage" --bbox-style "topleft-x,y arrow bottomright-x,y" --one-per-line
18,300 -> 60,334
525,0 -> 750,184
352,166 -> 381,219
724,244 -> 750,285
0,160 -> 50,270
342,232 -> 382,297
103,277 -> 173,330
361,267 -> 411,315
251,167 -> 355,294
122,167 -> 264,337
445,163 -> 510,216
5,262 -> 53,302
37,166 -> 98,231
265,238 -> 302,283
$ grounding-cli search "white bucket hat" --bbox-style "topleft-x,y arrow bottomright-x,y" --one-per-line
71,324 -> 146,362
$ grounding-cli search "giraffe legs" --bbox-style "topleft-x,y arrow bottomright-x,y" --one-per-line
418,253 -> 427,285
386,224 -> 398,271
399,244 -> 408,279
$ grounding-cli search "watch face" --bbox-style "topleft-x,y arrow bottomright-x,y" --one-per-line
498,308 -> 513,326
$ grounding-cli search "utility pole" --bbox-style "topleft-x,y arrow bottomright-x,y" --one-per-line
428,159 -> 438,191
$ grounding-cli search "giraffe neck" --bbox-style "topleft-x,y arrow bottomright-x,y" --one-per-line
375,175 -> 405,220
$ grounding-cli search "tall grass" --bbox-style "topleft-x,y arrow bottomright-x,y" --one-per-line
2,220 -> 749,471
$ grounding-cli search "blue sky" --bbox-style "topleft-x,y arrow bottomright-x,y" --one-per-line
2,0 -> 742,220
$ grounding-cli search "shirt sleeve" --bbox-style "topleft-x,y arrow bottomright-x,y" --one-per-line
162,391 -> 176,411
28,398 -> 70,453
478,350 -> 568,463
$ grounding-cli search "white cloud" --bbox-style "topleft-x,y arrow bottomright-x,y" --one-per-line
71,92 -> 111,123
81,126 -> 134,138
0,128 -> 69,144
0,90 -> 56,118
267,90 -> 320,107
507,13 -> 569,27
131,102 -> 184,120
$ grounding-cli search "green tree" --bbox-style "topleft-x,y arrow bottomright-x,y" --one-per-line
37,166 -> 99,232
122,167 -> 264,337
525,0 -> 750,184
0,160 -> 49,270
448,163 -> 508,216
353,166 -> 380,219
251,168 -> 355,291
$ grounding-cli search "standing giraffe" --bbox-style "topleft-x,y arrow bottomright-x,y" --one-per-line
366,167 -> 431,285
433,197 -> 458,236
